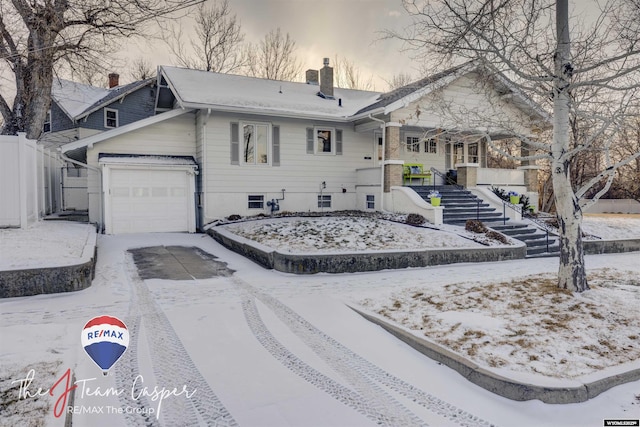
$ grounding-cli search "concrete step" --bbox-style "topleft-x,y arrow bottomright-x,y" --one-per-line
527,245 -> 560,256
444,217 -> 510,225
499,227 -> 537,236
525,237 -> 557,247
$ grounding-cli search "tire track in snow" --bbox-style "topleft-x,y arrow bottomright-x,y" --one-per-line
118,255 -> 237,427
241,294 -> 424,426
235,278 -> 496,427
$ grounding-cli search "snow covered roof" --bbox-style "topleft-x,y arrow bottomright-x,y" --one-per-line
158,63 -> 550,124
354,62 -> 472,116
51,78 -> 153,121
98,153 -> 197,167
159,66 -> 381,121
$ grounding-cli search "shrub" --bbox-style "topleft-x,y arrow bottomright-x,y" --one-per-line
406,213 -> 426,226
465,219 -> 488,233
227,214 -> 242,221
486,230 -> 509,244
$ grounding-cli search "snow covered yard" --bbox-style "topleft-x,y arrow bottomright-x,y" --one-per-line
0,221 -> 95,270
582,214 -> 640,240
222,215 -> 503,252
1,216 -> 639,426
360,268 -> 640,380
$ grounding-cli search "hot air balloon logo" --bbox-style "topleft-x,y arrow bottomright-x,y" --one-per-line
81,316 -> 129,375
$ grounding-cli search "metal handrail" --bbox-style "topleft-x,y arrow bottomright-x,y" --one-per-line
429,167 -> 464,190
501,198 -> 557,234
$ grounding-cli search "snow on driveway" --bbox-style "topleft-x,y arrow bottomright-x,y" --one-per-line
1,231 -> 639,427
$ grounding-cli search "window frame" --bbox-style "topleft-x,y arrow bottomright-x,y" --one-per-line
314,126 -> 336,155
104,108 -> 119,128
248,194 -> 265,209
425,138 -> 437,154
241,121 -> 271,166
43,109 -> 51,133
405,135 -> 421,153
366,194 -> 375,210
317,194 -> 332,208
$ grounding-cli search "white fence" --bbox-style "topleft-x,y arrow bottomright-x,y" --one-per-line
1,133 -> 62,228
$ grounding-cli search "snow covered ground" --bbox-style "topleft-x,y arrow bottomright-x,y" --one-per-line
223,216 -> 510,251
582,214 -> 640,240
1,217 -> 639,426
0,221 -> 95,269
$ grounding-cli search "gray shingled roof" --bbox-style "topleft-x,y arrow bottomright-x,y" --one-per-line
355,62 -> 472,116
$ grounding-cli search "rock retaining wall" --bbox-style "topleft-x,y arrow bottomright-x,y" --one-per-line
0,232 -> 97,298
208,227 -> 527,274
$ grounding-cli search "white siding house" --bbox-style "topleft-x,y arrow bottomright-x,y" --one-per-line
59,60 -> 549,234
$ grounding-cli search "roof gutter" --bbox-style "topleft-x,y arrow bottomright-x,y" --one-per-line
58,149 -> 104,233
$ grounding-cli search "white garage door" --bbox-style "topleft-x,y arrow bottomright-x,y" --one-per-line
109,168 -> 191,234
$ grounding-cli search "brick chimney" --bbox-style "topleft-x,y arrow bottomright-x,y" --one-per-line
306,69 -> 319,85
108,73 -> 119,88
319,58 -> 334,98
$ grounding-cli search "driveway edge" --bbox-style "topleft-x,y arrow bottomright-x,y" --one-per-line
348,305 -> 640,404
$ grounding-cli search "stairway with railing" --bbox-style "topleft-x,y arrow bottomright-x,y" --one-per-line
409,168 -> 562,257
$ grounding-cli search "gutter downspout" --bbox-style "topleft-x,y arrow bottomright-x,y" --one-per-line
369,114 -> 386,212
58,149 -> 104,233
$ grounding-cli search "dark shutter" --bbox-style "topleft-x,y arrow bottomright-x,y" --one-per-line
272,125 -> 280,166
306,127 -> 314,154
336,129 -> 343,155
230,122 -> 239,165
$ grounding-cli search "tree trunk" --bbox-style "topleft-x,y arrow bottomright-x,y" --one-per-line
552,0 -> 589,292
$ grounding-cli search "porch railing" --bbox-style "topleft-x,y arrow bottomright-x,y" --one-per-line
429,167 -> 464,190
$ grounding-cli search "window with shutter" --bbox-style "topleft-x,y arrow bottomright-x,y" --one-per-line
306,127 -> 314,154
272,126 -> 280,166
311,127 -> 337,155
230,122 -> 239,165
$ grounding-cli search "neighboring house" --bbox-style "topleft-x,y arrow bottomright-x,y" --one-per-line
39,74 -> 155,212
59,60 -> 549,234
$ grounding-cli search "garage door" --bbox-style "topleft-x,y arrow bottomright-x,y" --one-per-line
109,169 -> 191,234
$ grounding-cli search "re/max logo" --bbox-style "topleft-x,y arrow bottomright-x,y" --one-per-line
87,330 -> 124,340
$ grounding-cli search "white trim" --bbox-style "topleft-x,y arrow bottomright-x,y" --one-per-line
104,108 -> 119,128
102,163 -> 196,234
61,108 -> 192,153
384,159 -> 404,165
240,121 -> 272,165
313,126 -> 336,155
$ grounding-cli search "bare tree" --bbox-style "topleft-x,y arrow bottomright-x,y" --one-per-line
333,55 -> 375,90
129,57 -> 156,81
244,28 -> 301,81
391,0 -> 640,292
0,0 -> 204,139
163,0 -> 244,73
384,72 -> 415,91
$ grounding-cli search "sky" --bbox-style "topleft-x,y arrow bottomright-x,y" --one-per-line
121,0 -> 416,90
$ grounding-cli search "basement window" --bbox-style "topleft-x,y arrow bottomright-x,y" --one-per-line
104,108 -> 119,128
248,195 -> 264,209
318,194 -> 331,208
366,194 -> 375,209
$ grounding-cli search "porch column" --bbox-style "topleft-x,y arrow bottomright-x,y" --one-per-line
456,164 -> 478,188
384,122 -> 403,192
518,143 -> 541,212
